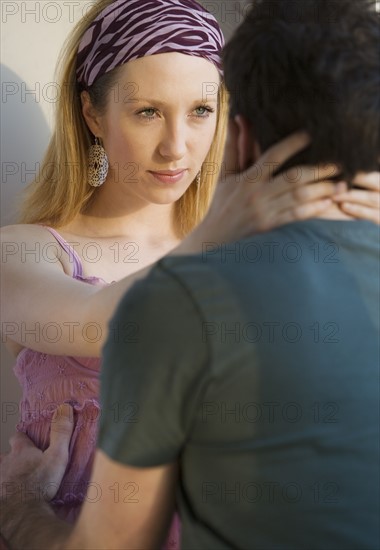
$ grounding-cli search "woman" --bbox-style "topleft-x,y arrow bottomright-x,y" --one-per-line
1,0 -> 379,545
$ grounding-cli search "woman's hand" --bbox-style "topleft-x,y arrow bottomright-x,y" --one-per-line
332,172 -> 380,224
179,133 -> 380,253
178,133 -> 334,252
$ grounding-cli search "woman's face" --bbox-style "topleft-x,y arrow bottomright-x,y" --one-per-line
89,52 -> 220,206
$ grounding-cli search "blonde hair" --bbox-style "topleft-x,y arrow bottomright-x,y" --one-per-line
20,0 -> 228,238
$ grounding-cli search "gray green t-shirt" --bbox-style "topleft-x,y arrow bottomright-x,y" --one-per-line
99,219 -> 379,549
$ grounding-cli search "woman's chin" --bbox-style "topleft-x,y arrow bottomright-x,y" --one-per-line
144,185 -> 193,206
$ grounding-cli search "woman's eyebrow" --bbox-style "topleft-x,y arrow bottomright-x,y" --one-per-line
132,97 -> 218,105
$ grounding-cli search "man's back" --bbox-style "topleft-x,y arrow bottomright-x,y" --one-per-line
100,218 -> 379,549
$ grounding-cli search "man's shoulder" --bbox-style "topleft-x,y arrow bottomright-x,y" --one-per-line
155,218 -> 379,296
156,219 -> 357,274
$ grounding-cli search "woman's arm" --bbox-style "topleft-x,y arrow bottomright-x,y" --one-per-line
2,135 -> 378,358
1,223 -> 152,357
0,134 -> 303,357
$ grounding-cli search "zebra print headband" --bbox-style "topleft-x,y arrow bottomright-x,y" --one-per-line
76,0 -> 224,88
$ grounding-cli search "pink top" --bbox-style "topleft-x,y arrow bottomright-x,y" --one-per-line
14,227 -> 106,522
14,228 -> 180,548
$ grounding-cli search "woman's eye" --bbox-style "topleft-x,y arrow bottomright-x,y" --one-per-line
138,108 -> 156,118
193,106 -> 214,118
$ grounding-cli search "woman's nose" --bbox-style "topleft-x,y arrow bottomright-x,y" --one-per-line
158,121 -> 187,161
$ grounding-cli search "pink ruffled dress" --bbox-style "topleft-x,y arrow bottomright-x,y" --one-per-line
14,227 -> 180,548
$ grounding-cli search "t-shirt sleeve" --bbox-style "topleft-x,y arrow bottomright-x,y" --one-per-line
98,260 -> 210,467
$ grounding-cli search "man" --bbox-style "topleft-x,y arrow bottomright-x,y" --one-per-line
1,0 -> 379,548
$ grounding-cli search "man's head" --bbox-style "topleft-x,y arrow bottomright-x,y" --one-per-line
223,0 -> 380,181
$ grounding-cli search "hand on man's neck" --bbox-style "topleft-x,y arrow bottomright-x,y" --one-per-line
233,118 -> 356,223
314,203 -> 354,221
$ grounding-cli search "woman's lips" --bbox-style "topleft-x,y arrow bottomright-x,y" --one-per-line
148,169 -> 188,184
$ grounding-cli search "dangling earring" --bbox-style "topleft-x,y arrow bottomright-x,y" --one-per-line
195,171 -> 201,186
88,137 -> 109,187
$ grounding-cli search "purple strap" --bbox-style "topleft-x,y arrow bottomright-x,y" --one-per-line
44,227 -> 84,279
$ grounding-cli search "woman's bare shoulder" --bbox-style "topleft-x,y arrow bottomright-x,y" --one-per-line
0,223 -> 53,244
0,224 -> 64,270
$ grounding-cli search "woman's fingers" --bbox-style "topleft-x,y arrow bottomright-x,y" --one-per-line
256,163 -> 341,201
240,162 -> 342,233
267,177 -> 339,206
238,132 -> 311,186
333,178 -> 380,224
246,181 -> 337,233
253,181 -> 337,226
350,171 -> 380,191
332,172 -> 380,224
278,163 -> 341,187
339,202 -> 380,224
283,180 -> 338,211
333,189 -> 380,208
256,132 -> 311,175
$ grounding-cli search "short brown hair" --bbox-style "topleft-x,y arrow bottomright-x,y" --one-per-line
223,0 -> 380,181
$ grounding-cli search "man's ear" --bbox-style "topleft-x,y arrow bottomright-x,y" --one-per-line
80,91 -> 104,137
234,115 -> 261,170
223,117 -> 240,174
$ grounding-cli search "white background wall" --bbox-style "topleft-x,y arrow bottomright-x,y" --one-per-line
1,1 -> 97,223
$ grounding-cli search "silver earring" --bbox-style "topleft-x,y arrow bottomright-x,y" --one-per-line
195,171 -> 201,186
88,137 -> 109,187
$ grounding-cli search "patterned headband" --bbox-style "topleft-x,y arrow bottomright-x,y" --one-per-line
76,0 -> 224,88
